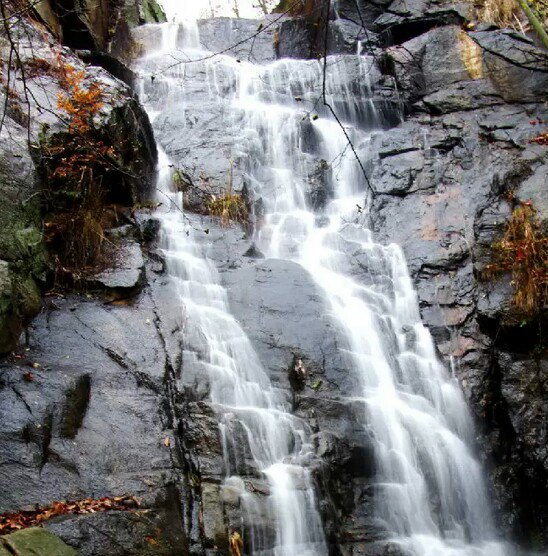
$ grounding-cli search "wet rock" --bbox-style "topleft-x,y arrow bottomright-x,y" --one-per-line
370,96 -> 547,545
198,17 -> 278,63
0,263 -> 194,554
154,99 -> 245,199
0,528 -> 77,556
334,0 -> 388,28
0,113 -> 46,354
88,240 -> 145,292
385,26 -> 480,106
307,159 -> 333,210
328,19 -> 374,54
277,18 -> 320,59
243,244 -> 265,258
517,159 -> 548,222
31,0 -> 166,51
221,259 -> 357,395
469,30 -> 548,102
422,80 -> 504,114
385,25 -> 547,114
1,21 -> 157,206
124,0 -> 167,27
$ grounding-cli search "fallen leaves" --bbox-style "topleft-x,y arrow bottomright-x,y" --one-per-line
530,130 -> 547,145
229,531 -> 243,556
0,495 -> 140,535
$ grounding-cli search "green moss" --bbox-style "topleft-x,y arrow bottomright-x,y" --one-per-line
124,0 -> 167,27
15,276 -> 42,318
0,527 -> 78,555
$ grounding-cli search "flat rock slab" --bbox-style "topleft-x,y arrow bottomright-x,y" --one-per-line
0,528 -> 77,556
88,240 -> 145,291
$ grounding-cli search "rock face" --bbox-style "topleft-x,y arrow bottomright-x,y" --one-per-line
0,15 -> 157,354
0,115 -> 46,354
363,5 -> 547,550
31,0 -> 166,53
0,528 -> 77,556
0,261 -> 188,554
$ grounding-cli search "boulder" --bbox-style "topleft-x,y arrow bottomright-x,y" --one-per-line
87,239 -> 145,292
0,114 -> 46,354
30,0 -> 166,52
0,528 -> 77,556
385,25 -> 548,112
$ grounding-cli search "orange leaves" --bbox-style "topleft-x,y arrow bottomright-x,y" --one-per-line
229,531 -> 243,556
57,66 -> 104,135
0,496 -> 140,535
530,130 -> 548,146
52,64 -> 108,181
42,63 -> 116,274
484,202 -> 548,317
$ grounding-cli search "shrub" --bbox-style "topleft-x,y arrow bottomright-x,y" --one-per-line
41,64 -> 121,279
207,191 -> 248,227
483,202 -> 547,317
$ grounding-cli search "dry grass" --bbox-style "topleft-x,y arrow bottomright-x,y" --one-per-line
483,202 -> 547,318
475,0 -> 522,28
207,192 -> 248,227
41,64 -> 121,281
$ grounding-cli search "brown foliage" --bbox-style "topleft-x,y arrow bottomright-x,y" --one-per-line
0,495 -> 139,535
42,64 -> 121,277
207,192 -> 248,227
530,130 -> 548,145
483,202 -> 548,317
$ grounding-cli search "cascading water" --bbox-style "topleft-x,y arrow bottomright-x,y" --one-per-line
135,19 -> 327,556
133,9 -> 508,556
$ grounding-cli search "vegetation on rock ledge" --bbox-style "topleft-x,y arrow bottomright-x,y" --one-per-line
40,63 -> 125,280
484,201 -> 547,318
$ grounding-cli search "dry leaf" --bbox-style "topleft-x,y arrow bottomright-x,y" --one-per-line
0,495 -> 140,535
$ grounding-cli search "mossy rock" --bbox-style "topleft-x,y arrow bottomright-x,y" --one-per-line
0,261 -> 42,354
0,118 -> 47,354
0,261 -> 17,353
123,0 -> 167,27
0,528 -> 78,555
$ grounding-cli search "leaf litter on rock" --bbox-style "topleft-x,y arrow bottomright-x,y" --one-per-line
0,495 -> 140,535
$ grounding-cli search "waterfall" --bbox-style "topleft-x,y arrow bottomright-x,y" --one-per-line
133,11 -> 508,556
135,21 -> 327,556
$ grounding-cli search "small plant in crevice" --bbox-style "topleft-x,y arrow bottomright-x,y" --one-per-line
40,64 -> 123,281
206,162 -> 248,227
483,201 -> 547,318
207,191 -> 248,228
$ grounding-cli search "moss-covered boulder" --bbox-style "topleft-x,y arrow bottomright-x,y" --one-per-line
0,528 -> 78,555
123,0 -> 167,27
0,17 -> 157,352
0,112 -> 47,355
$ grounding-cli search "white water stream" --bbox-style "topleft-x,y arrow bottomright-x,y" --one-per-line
133,14 -> 508,556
